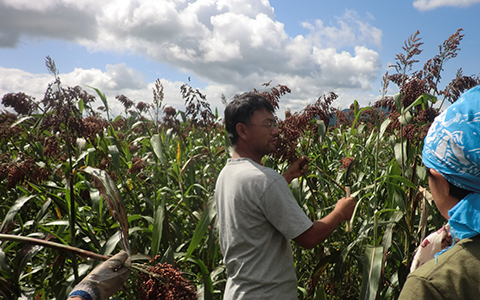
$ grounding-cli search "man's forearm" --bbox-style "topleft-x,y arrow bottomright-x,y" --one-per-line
294,210 -> 345,249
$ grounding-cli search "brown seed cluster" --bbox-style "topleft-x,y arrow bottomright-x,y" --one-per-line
0,112 -> 24,141
441,69 -> 480,103
378,30 -> 480,146
82,116 -> 109,143
386,108 -> 438,146
5,158 -> 50,189
40,84 -> 88,139
258,83 -> 291,110
340,157 -> 355,170
274,92 -> 336,164
1,92 -> 38,115
401,77 -> 427,108
43,136 -> 61,158
111,117 -> 126,131
128,157 -> 145,174
137,101 -> 151,112
137,257 -> 197,300
162,106 -> 180,131
117,94 -> 135,112
372,96 -> 396,114
181,84 -> 215,129
333,109 -> 350,127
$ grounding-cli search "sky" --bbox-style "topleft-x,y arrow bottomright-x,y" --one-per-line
1,0 -> 480,118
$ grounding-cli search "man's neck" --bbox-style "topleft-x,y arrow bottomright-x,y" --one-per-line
232,148 -> 263,165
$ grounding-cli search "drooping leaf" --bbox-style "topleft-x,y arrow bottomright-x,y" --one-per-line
186,257 -> 213,300
151,134 -> 165,165
102,231 -> 122,257
0,195 -> 36,233
382,211 -> 404,254
87,86 -> 110,121
351,106 -> 373,130
382,175 -> 417,189
10,116 -> 34,128
80,167 -> 129,253
379,118 -> 392,141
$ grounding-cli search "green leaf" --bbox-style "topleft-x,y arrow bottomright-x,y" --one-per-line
381,175 -> 417,189
184,196 -> 216,260
351,106 -> 373,130
360,245 -> 384,300
186,257 -> 213,300
179,110 -> 187,123
0,248 -> 12,272
44,220 -> 70,226
151,134 -> 165,165
108,145 -> 121,171
103,232 -> 121,256
405,93 -> 437,111
80,167 -> 129,253
108,126 -> 126,159
10,116 -> 34,128
16,240 -> 45,281
78,98 -> 85,114
394,141 -> 407,167
316,119 -> 326,142
33,199 -> 52,231
150,195 -> 166,257
394,92 -> 403,112
399,111 -> 413,125
0,195 -> 36,233
382,211 -> 404,253
87,86 -> 110,121
353,100 -> 360,116
379,118 -> 392,141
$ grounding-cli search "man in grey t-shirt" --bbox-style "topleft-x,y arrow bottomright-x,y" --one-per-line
215,92 -> 356,299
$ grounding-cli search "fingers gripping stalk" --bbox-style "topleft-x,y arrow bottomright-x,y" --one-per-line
344,158 -> 355,232
68,251 -> 131,300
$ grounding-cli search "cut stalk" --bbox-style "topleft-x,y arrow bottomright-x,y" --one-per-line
0,234 -> 166,280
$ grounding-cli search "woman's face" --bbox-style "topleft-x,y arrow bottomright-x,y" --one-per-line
428,169 -> 460,219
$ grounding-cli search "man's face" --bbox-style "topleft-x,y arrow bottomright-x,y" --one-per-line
244,108 -> 279,156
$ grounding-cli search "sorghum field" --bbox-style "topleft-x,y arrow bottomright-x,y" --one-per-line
1,29 -> 479,300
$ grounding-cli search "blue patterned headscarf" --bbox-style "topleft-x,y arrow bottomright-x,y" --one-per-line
422,85 -> 480,240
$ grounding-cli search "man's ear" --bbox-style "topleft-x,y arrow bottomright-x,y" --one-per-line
236,123 -> 248,140
430,169 -> 450,196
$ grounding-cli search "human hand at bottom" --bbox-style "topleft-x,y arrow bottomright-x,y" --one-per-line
68,250 -> 130,300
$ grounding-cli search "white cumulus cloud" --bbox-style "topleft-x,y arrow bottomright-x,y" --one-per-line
0,65 -> 185,117
0,0 -> 385,115
413,0 -> 480,11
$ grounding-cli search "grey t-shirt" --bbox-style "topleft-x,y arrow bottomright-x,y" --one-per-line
215,158 -> 313,300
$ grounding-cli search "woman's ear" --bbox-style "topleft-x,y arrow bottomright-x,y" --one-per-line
430,169 -> 450,196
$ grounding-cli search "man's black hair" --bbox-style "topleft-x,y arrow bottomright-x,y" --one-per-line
224,92 -> 275,145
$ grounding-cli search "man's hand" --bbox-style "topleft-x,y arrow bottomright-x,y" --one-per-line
294,195 -> 357,249
333,196 -> 356,221
282,156 -> 310,184
69,251 -> 131,300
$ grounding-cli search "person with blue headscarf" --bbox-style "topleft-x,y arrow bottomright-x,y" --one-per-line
398,85 -> 480,299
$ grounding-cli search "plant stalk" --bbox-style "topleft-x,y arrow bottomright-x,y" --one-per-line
0,234 -> 108,261
0,234 -> 166,280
